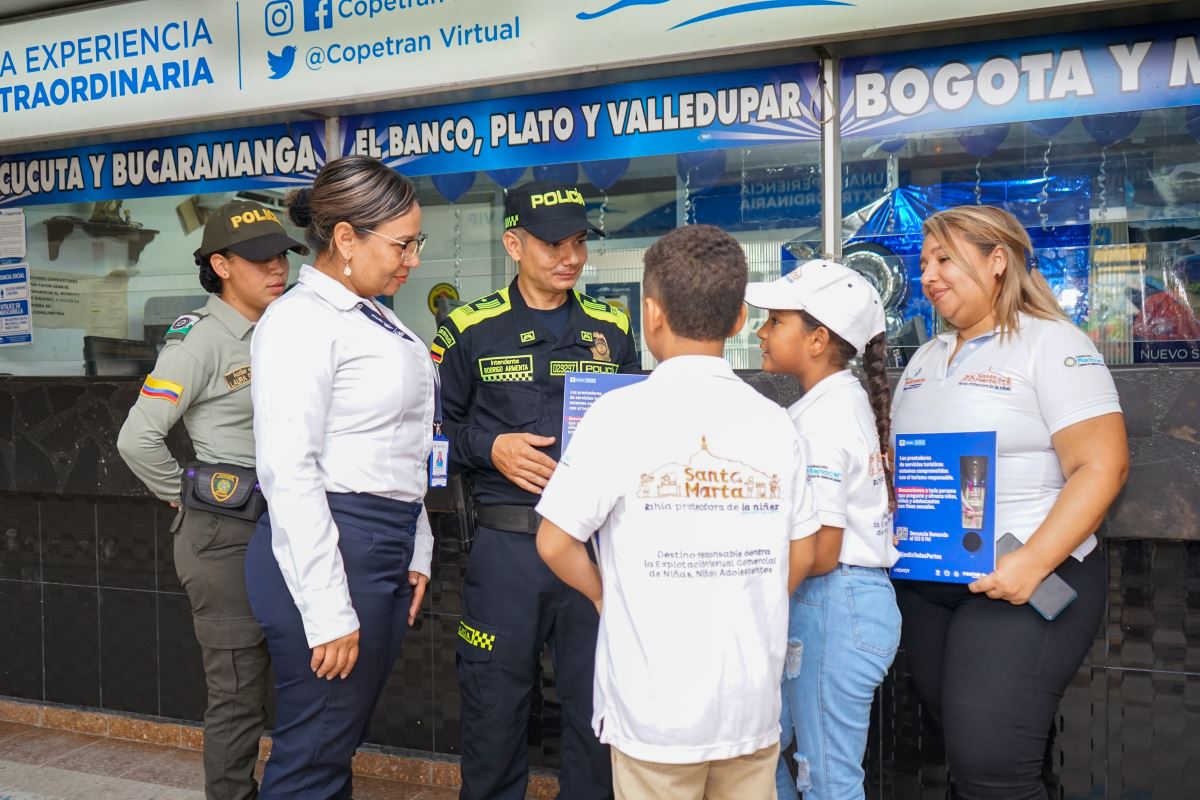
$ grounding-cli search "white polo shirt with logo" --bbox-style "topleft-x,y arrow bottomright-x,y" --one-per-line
536,355 -> 820,764
789,370 -> 898,568
891,313 -> 1122,561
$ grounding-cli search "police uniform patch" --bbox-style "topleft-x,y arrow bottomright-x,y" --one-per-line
590,332 -> 612,362
479,355 -> 534,382
224,365 -> 251,391
165,314 -> 200,340
140,375 -> 184,405
519,330 -> 536,343
211,472 -> 239,502
431,342 -> 446,364
458,620 -> 496,651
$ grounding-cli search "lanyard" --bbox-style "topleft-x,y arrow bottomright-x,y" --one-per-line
355,300 -> 443,430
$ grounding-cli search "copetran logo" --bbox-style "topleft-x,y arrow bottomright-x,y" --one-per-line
264,0 -> 295,35
577,0 -> 853,30
267,46 -> 297,79
304,0 -> 334,31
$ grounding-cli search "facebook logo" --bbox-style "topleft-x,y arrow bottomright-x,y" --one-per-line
303,0 -> 333,31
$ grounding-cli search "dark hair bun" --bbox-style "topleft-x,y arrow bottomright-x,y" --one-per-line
286,188 -> 314,227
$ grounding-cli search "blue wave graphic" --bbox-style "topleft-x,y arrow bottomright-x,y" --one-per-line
578,0 -> 853,25
577,0 -> 672,21
670,0 -> 853,29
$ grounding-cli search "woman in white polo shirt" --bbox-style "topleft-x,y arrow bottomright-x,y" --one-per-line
746,260 -> 901,800
892,205 -> 1127,800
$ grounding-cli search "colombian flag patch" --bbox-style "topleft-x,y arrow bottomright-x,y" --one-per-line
430,343 -> 445,364
140,375 -> 184,405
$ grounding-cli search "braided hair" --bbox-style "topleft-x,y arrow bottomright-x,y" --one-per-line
798,310 -> 896,512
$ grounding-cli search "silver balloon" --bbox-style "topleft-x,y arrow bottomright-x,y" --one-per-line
842,246 -> 907,312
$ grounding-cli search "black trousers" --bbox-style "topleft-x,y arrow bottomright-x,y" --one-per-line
457,525 -> 612,800
174,507 -> 269,800
894,545 -> 1106,800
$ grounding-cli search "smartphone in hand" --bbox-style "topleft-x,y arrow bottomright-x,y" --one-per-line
995,533 -> 1077,620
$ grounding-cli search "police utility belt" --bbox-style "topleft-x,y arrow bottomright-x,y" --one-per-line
181,463 -> 267,522
473,503 -> 541,535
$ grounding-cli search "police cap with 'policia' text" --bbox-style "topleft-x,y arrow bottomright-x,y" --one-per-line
194,200 -> 308,265
503,181 -> 606,243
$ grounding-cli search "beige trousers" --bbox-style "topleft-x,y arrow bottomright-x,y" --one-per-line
611,742 -> 780,800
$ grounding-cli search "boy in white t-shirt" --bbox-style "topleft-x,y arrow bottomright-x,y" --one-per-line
535,224 -> 821,800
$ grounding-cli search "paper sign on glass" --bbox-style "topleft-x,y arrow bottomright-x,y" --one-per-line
889,431 -> 998,584
561,371 -> 647,453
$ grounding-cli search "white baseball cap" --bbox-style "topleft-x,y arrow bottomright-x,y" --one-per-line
744,259 -> 887,355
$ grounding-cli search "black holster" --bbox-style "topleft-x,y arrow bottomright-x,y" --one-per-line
181,462 -> 267,522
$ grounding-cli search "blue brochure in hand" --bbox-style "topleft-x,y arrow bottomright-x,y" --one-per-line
889,431 -> 998,584
562,371 -> 647,453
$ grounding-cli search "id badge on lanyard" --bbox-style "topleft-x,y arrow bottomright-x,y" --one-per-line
356,301 -> 451,487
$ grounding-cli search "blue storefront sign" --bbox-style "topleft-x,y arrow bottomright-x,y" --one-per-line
890,431 -> 998,584
342,62 -> 822,177
0,120 -> 327,207
841,20 -> 1200,140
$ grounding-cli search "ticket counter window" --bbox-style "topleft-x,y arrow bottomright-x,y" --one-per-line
0,192 -> 305,376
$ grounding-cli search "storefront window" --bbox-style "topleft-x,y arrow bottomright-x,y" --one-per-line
837,106 -> 1200,364
395,140 -> 822,371
0,192 -> 305,377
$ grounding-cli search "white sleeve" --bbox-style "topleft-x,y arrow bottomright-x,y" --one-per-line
251,305 -> 358,648
800,431 -> 853,529
535,399 -> 620,542
1031,322 -> 1123,435
410,506 -> 434,578
789,434 -> 822,540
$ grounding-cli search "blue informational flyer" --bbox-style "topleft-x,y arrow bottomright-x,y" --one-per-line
561,371 -> 647,453
890,431 -> 998,584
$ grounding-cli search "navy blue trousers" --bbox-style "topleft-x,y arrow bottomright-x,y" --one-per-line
245,492 -> 419,800
457,525 -> 612,800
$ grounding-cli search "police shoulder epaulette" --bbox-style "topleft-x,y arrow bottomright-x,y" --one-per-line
164,312 -> 203,341
575,292 -> 631,334
448,287 -> 512,333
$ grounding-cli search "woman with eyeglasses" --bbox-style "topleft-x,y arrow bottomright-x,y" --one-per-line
245,155 -> 436,798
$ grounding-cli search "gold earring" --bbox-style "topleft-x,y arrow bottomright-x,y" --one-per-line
343,258 -> 352,277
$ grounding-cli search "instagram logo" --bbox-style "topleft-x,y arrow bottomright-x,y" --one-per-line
303,0 -> 334,31
264,0 -> 294,36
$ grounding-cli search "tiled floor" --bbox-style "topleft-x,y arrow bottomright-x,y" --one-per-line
0,721 -> 456,800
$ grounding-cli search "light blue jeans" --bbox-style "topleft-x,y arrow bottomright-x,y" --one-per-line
776,565 -> 901,800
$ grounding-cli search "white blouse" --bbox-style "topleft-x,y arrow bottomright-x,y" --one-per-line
252,265 -> 436,647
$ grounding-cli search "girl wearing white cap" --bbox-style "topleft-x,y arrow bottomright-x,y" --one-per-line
745,259 -> 901,800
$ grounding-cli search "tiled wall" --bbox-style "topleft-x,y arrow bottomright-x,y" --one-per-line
1,365 -> 1198,796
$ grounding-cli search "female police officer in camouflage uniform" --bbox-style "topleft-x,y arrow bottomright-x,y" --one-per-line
118,200 -> 307,800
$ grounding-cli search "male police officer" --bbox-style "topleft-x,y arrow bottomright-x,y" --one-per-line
433,181 -> 640,799
118,200 -> 306,800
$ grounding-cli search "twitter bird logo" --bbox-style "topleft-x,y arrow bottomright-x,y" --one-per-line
267,46 -> 296,80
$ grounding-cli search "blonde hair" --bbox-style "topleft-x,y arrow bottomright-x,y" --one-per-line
922,205 -> 1067,335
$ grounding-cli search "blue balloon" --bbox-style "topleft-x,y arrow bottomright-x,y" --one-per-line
582,158 -> 630,191
533,163 -> 579,184
677,150 -> 726,191
1027,117 -> 1071,139
1082,111 -> 1141,146
431,172 -> 476,203
880,138 -> 908,153
486,167 -> 526,188
958,124 -> 1010,159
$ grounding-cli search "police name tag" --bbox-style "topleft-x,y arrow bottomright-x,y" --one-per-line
429,434 -> 450,488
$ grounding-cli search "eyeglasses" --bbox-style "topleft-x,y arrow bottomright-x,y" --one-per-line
364,229 -> 428,261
